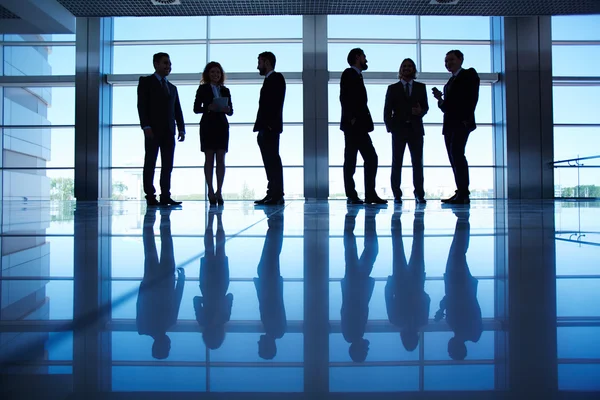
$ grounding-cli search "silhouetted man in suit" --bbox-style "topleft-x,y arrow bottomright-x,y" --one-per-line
385,208 -> 430,352
137,52 -> 186,207
384,58 -> 429,204
434,207 -> 482,360
254,208 -> 287,359
340,48 -> 387,205
254,52 -> 286,206
136,208 -> 185,359
194,209 -> 233,350
341,206 -> 378,362
432,50 -> 480,204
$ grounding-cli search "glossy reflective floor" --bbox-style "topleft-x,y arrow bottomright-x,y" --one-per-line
1,199 -> 599,399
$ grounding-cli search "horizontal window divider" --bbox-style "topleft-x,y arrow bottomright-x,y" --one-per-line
554,123 -> 600,128
553,77 -> 600,85
107,232 -> 499,239
554,165 -> 600,168
552,40 -> 600,46
109,165 -> 304,169
0,41 -> 76,46
328,165 -> 498,168
106,72 -> 303,85
0,167 -> 74,170
327,122 -> 494,128
328,71 -> 498,84
327,38 -> 491,45
0,125 -> 74,129
110,122 -> 304,128
112,38 -> 303,46
0,75 -> 75,87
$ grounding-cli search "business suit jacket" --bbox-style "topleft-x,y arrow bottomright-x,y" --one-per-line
384,80 -> 429,135
193,83 -> 234,135
253,72 -> 286,134
137,75 -> 185,136
439,68 -> 480,134
340,67 -> 374,133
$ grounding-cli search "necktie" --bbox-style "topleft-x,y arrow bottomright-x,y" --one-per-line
161,78 -> 170,96
404,82 -> 410,97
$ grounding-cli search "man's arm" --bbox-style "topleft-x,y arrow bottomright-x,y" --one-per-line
174,87 -> 185,133
383,85 -> 394,132
420,83 -> 430,117
137,76 -> 151,129
465,68 -> 480,116
340,69 -> 359,119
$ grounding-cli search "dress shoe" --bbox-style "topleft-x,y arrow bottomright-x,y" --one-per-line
394,198 -> 403,204
160,197 -> 182,206
146,196 -> 160,206
415,196 -> 427,204
347,197 -> 364,205
441,192 -> 458,203
262,197 -> 284,205
216,193 -> 224,206
446,196 -> 470,205
364,196 -> 388,205
254,195 -> 269,205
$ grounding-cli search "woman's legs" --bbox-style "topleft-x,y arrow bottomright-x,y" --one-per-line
204,150 -> 216,203
215,150 -> 226,202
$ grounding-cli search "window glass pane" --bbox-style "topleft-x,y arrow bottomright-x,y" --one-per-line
559,365 -> 600,391
330,367 -> 419,391
557,279 -> 600,317
3,87 -> 75,126
210,333 -> 303,362
112,367 -> 206,391
209,43 -> 302,72
112,332 -> 206,362
328,166 -> 494,199
421,44 -> 491,73
211,367 -> 303,392
3,45 -> 75,76
113,44 -> 206,74
328,15 -> 417,39
424,365 -> 494,390
420,16 -> 491,40
558,327 -> 600,359
113,17 -> 207,40
552,45 -> 600,77
111,167 -> 303,200
210,16 -> 302,39
554,167 -> 600,198
552,15 -> 600,41
553,86 -> 600,124
4,280 -> 73,320
328,43 -> 417,72
2,127 -> 74,168
553,126 -> 600,162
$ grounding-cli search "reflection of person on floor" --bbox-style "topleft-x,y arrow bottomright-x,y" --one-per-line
254,208 -> 286,360
136,208 -> 185,360
434,207 -> 482,360
341,206 -> 378,362
194,210 -> 233,350
385,208 -> 430,352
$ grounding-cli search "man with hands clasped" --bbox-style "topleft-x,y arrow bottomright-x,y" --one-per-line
384,58 -> 429,204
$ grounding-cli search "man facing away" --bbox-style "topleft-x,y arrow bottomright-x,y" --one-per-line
137,52 -> 186,207
384,58 -> 429,204
432,50 -> 480,204
340,48 -> 387,205
253,51 -> 286,206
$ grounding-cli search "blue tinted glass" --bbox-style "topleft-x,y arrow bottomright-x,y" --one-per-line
328,15 -> 417,39
210,16 -> 302,39
420,16 -> 491,40
114,17 -> 207,40
552,15 -> 600,40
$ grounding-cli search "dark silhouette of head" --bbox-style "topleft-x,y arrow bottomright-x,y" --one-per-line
258,334 -> 277,360
151,334 -> 171,360
203,324 -> 226,350
349,338 -> 370,362
401,330 -> 419,352
448,336 -> 467,360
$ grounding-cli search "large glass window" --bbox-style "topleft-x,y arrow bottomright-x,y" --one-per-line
110,16 -> 304,200
551,15 -> 600,199
327,16 -> 493,199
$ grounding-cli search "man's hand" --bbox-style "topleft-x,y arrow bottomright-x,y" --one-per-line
143,127 -> 153,139
432,87 -> 443,101
350,118 -> 356,125
411,102 -> 422,116
178,132 -> 185,142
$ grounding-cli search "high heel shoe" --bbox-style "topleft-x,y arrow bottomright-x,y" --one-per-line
208,192 -> 217,206
216,192 -> 224,206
